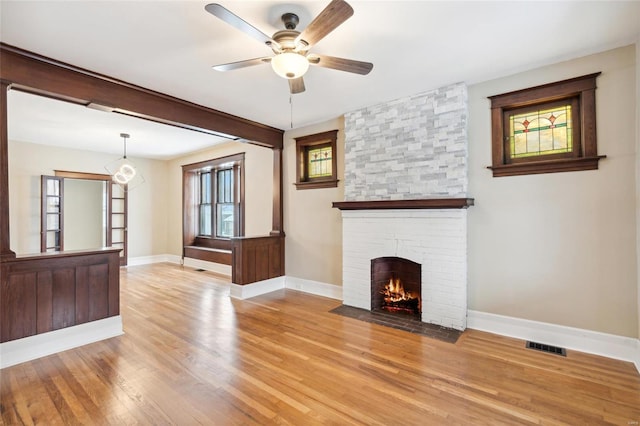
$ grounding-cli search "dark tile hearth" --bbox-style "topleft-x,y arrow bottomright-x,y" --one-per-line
329,305 -> 462,344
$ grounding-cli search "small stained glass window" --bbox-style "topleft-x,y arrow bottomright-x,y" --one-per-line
308,146 -> 333,178
488,73 -> 603,177
509,105 -> 572,158
295,130 -> 339,190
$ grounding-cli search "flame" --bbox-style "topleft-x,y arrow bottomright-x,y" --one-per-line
382,278 -> 418,303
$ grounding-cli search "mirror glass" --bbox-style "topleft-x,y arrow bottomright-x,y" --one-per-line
63,178 -> 107,251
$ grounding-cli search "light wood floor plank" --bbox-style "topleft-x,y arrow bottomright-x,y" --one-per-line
1,263 -> 639,425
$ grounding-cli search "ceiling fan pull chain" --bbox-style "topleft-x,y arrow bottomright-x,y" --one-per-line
290,94 -> 293,129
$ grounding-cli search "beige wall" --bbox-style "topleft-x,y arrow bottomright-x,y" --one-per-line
165,141 -> 274,257
283,118 -> 344,285
468,45 -> 638,338
8,140 -> 168,258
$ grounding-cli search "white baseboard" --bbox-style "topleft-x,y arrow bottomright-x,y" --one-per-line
128,254 -> 177,266
129,253 -> 231,277
0,316 -> 123,369
285,276 -> 342,300
229,276 -> 343,300
467,310 -> 640,373
230,277 -> 285,299
182,257 -> 232,277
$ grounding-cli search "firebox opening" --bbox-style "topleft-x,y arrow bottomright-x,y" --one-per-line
371,257 -> 421,317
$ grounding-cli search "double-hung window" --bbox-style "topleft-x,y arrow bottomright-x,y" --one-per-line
199,171 -> 213,236
197,168 -> 235,238
183,153 -> 244,251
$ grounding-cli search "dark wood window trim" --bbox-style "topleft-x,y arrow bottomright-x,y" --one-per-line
295,130 -> 339,190
182,153 -> 245,256
488,72 -> 605,177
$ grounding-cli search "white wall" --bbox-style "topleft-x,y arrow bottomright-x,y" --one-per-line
8,140 -> 168,258
165,141 -> 274,257
468,45 -> 638,338
283,118 -> 344,286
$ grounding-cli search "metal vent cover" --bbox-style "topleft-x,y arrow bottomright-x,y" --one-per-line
526,341 -> 567,356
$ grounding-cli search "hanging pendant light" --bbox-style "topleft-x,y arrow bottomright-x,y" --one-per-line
105,133 -> 145,190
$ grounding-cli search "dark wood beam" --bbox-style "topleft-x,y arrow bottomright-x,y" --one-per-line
0,43 -> 284,149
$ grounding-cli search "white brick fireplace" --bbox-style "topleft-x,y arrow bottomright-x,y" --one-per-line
341,208 -> 468,330
338,82 -> 470,331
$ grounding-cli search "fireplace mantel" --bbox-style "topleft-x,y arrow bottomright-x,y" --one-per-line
332,198 -> 474,210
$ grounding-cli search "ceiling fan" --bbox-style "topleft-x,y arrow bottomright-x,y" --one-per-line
205,0 -> 373,94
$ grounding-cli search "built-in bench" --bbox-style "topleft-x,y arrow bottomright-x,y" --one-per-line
183,235 -> 284,284
184,246 -> 232,265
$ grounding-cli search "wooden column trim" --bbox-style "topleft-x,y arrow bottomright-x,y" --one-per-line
270,148 -> 284,237
0,80 -> 16,261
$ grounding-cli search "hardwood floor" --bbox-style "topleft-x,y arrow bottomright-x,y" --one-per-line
1,263 -> 639,425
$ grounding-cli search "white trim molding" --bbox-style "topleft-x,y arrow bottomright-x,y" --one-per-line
229,276 -> 343,300
182,257 -> 232,277
128,254 -> 179,266
0,316 -> 124,369
467,310 -> 640,373
230,277 -> 285,299
127,254 -> 232,278
285,276 -> 342,300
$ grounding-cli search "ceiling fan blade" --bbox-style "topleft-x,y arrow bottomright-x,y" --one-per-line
212,57 -> 272,72
307,54 -> 373,75
205,3 -> 280,49
289,77 -> 306,94
295,0 -> 354,48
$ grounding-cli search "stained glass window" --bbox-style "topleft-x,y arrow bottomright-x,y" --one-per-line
295,130 -> 338,189
488,73 -> 602,177
509,105 -> 573,158
307,146 -> 333,178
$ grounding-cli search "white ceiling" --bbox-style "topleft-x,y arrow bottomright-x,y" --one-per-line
1,1 -> 639,159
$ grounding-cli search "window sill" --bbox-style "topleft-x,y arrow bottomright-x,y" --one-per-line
488,156 -> 606,177
294,179 -> 339,190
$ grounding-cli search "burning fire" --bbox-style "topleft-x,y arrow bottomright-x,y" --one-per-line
381,278 -> 421,312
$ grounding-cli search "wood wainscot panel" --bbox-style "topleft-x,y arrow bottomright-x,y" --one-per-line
1,272 -> 37,342
231,235 -> 284,285
0,248 -> 121,343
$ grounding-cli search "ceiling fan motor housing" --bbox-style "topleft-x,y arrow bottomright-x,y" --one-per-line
281,13 -> 299,30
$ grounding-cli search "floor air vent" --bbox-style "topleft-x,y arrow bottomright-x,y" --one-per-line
526,341 -> 566,356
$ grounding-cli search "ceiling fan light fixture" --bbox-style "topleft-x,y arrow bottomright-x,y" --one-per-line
271,52 -> 309,79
